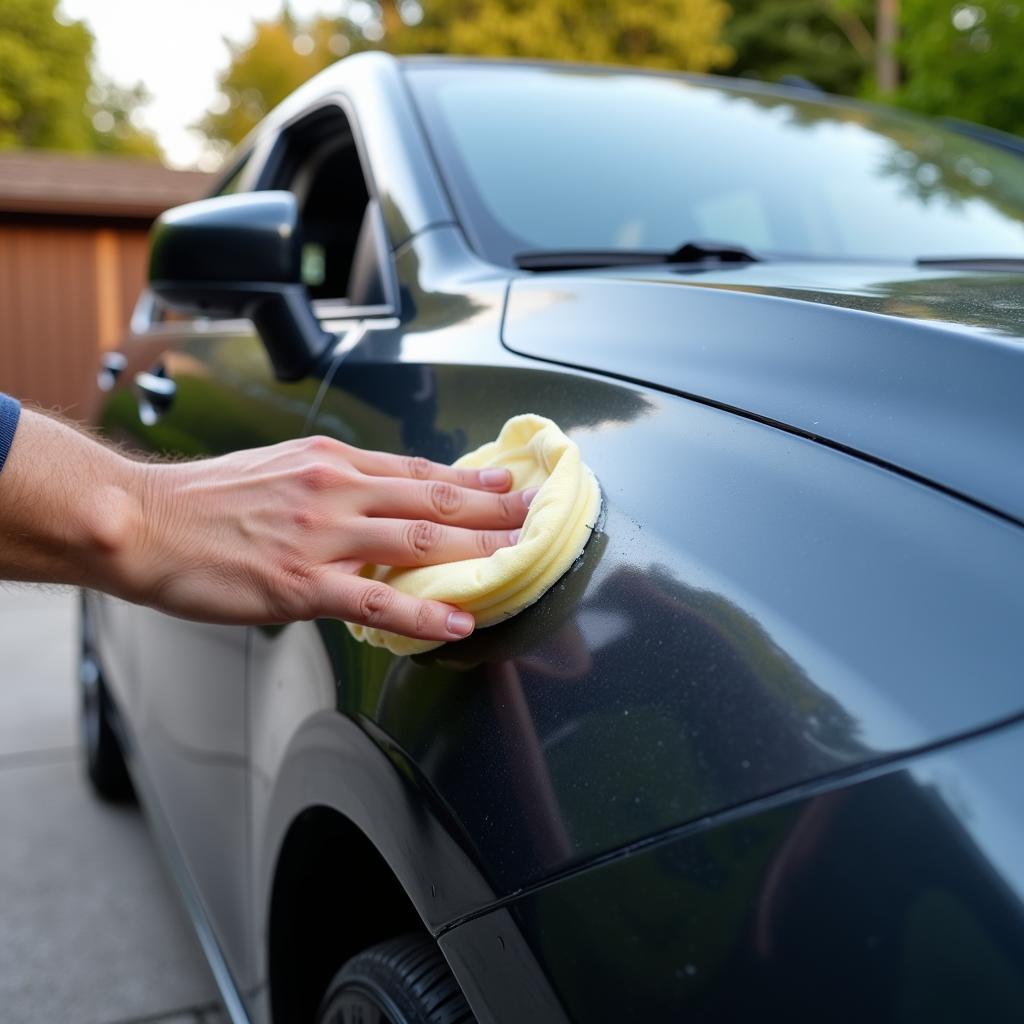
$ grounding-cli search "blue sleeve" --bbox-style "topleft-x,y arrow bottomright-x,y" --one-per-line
0,393 -> 21,477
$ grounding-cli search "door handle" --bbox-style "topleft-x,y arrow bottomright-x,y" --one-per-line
134,369 -> 176,424
97,352 -> 127,391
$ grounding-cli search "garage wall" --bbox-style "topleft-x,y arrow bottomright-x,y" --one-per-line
0,220 -> 149,417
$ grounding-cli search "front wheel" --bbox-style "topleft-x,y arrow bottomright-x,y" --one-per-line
79,592 -> 134,802
316,933 -> 475,1024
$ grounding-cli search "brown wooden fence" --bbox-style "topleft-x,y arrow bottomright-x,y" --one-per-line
0,152 -> 213,417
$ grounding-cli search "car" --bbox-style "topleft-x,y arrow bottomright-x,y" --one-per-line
82,52 -> 1024,1024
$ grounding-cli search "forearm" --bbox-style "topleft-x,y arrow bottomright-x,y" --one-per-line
0,408 -> 146,596
0,405 -> 528,641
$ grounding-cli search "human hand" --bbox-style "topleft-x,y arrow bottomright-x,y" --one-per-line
125,434 -> 533,641
0,412 -> 533,643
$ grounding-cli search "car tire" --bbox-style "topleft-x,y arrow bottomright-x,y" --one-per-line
315,933 -> 475,1024
79,593 -> 134,802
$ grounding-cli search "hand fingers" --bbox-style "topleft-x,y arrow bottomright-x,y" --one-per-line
361,478 -> 537,530
326,573 -> 475,642
349,449 -> 512,493
347,519 -> 520,567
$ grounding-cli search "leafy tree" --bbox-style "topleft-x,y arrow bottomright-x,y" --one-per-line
86,77 -> 162,159
0,0 -> 92,149
199,0 -> 1024,150
385,0 -> 733,71
198,0 -> 732,149
725,0 -> 875,96
197,10 -> 365,147
891,0 -> 1024,137
0,0 -> 161,157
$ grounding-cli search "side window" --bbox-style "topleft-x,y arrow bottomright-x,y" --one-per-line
262,104 -> 391,308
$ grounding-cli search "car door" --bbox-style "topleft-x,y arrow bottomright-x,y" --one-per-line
94,100 -> 393,991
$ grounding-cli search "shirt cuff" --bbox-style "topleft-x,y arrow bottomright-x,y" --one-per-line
0,393 -> 22,477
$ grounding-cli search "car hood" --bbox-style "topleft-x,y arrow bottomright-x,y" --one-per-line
502,262 -> 1024,524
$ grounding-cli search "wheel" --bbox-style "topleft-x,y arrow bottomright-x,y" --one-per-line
316,933 -> 476,1024
79,592 -> 134,802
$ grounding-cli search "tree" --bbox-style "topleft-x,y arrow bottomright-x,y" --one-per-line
198,0 -> 733,149
891,0 -> 1024,137
0,0 -> 92,149
725,0 -> 876,96
197,12 -> 364,148
386,0 -> 733,71
86,77 -> 162,159
0,0 -> 161,157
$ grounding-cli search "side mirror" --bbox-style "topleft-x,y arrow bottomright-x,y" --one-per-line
148,190 -> 332,381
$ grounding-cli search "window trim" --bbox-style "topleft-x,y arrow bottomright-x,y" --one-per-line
207,148 -> 257,198
255,94 -> 399,320
135,93 -> 399,338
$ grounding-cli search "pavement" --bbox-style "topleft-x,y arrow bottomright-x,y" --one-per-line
0,584 -> 227,1024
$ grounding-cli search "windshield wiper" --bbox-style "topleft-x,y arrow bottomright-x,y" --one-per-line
917,256 -> 1024,271
514,239 -> 762,272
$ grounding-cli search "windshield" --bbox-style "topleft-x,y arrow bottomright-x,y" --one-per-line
405,63 -> 1024,268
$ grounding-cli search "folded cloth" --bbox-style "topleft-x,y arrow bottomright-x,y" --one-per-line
347,414 -> 601,655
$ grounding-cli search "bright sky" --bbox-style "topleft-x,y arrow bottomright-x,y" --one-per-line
59,0 -> 343,170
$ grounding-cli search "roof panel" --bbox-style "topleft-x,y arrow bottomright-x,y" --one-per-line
0,151 -> 216,219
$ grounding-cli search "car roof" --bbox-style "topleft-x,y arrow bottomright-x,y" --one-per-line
394,53 -> 891,121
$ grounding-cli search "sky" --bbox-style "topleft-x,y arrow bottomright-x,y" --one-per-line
60,0 -> 342,169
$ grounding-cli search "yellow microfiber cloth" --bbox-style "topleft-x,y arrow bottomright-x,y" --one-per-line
347,414 -> 601,655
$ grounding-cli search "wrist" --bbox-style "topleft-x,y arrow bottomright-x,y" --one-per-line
76,451 -> 153,598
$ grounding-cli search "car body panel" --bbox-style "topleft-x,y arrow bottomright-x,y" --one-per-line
88,53 -> 1024,1024
440,715 -> 1024,1023
503,264 -> 1024,524
255,228 -> 1024,919
95,328 -> 327,993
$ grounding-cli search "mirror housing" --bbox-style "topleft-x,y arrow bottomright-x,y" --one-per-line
148,190 -> 332,381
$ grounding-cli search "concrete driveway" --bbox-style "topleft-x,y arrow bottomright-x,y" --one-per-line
0,585 -> 226,1024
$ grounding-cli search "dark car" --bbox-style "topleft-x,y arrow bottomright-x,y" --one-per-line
82,53 -> 1024,1024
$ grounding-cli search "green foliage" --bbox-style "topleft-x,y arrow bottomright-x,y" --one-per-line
197,15 -> 364,148
0,0 -> 92,149
198,0 -> 732,149
728,1 -> 1024,139
86,76 -> 162,159
725,0 -> 875,96
197,0 -> 1024,152
386,0 -> 733,70
0,0 -> 161,158
890,1 -> 1024,137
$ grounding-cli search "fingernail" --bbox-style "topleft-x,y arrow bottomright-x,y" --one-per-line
480,468 -> 510,489
447,611 -> 474,637
509,529 -> 522,545
522,486 -> 540,508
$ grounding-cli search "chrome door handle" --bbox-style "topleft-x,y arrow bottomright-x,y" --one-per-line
97,352 -> 127,391
134,370 -> 176,424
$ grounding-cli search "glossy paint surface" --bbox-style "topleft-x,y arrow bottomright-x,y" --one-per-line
271,230 -> 1024,920
150,191 -> 302,286
91,54 -> 1024,1024
98,329 -> 323,996
504,264 -> 1024,523
441,716 -> 1024,1022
